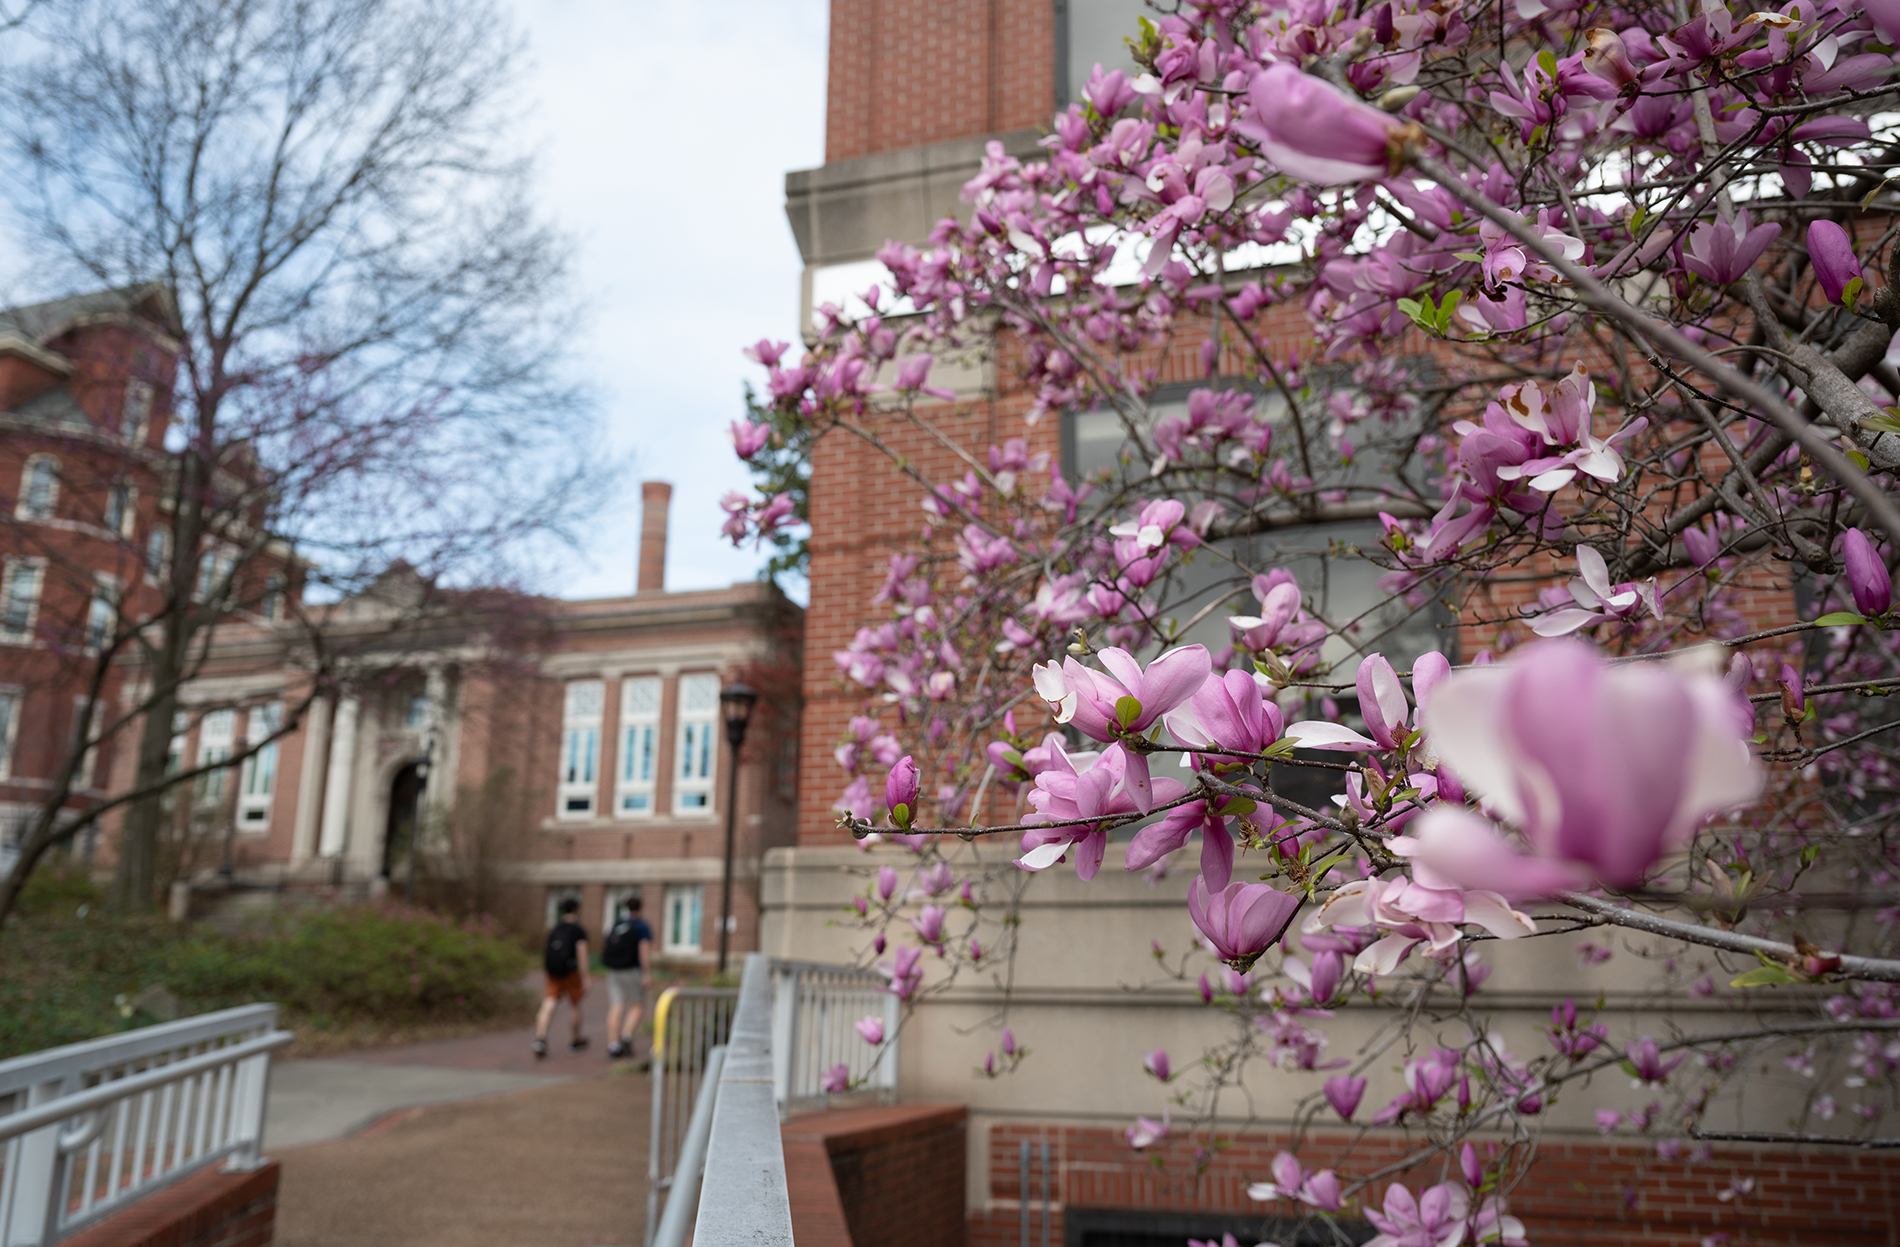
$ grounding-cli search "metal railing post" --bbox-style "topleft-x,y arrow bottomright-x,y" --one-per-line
649,1046 -> 726,1247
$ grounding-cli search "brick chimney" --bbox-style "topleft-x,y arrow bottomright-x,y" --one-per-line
637,481 -> 672,594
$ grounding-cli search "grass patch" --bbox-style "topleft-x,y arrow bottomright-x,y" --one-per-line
0,872 -> 534,1060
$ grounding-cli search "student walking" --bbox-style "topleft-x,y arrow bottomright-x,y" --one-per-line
602,897 -> 655,1060
533,897 -> 590,1058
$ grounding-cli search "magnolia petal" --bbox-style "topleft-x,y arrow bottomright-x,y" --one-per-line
1285,720 -> 1380,750
1529,608 -> 1602,637
1015,840 -> 1069,872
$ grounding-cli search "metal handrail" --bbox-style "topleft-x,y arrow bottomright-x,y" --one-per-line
693,954 -> 793,1247
0,1004 -> 289,1246
644,986 -> 735,1247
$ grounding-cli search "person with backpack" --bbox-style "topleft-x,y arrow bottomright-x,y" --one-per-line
602,896 -> 655,1060
533,897 -> 590,1058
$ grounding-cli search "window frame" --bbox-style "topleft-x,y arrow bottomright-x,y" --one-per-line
672,673 -> 721,816
0,687 -> 21,780
0,560 -> 45,644
556,679 -> 604,821
663,883 -> 704,955
196,708 -> 236,806
237,701 -> 281,831
84,576 -> 118,653
122,379 -> 154,443
616,675 -> 663,819
16,455 -> 59,522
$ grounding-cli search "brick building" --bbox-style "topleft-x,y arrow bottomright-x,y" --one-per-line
757,4 -> 1892,1246
108,482 -> 803,962
0,287 -> 195,872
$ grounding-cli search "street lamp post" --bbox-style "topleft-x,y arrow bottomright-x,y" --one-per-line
715,682 -> 758,975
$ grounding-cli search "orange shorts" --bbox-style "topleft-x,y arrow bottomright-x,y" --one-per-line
544,973 -> 584,1003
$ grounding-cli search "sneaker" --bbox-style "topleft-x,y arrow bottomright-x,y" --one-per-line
532,1039 -> 547,1059
606,1041 -> 628,1059
570,1036 -> 590,1051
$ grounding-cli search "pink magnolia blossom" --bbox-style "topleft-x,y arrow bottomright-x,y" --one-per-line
1240,63 -> 1404,185
1356,653 -> 1411,749
1030,646 -> 1210,809
1324,1074 -> 1367,1121
1842,528 -> 1892,617
1304,871 -> 1536,975
854,1016 -> 885,1045
1365,1181 -> 1469,1247
1625,1036 -> 1687,1084
1529,546 -> 1661,637
911,904 -> 946,945
919,860 -> 955,896
1682,209 -> 1781,285
1247,1152 -> 1343,1211
1125,1111 -> 1169,1149
1143,1048 -> 1171,1081
1022,741 -> 1187,879
821,1063 -> 851,1093
876,865 -> 897,901
728,419 -> 771,459
1409,640 -> 1761,897
1188,877 -> 1302,970
883,945 -> 923,1000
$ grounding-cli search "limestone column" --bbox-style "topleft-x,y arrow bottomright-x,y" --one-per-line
289,695 -> 332,866
317,695 -> 359,858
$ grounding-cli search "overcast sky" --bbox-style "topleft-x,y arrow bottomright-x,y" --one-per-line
508,0 -> 828,600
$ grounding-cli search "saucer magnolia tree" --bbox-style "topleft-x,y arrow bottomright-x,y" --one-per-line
733,0 -> 1900,1236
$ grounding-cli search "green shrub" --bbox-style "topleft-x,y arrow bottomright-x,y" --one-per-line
0,901 -> 532,1059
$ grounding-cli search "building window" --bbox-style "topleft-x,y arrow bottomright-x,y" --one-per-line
673,673 -> 719,814
404,691 -> 429,729
197,708 -> 236,805
602,884 -> 643,933
238,702 -> 280,829
145,526 -> 171,583
17,456 -> 58,522
558,679 -> 603,819
0,561 -> 44,643
105,482 -> 134,537
84,578 -> 117,651
122,380 -> 153,442
617,676 -> 661,817
544,886 -> 582,931
194,543 -> 235,603
261,574 -> 285,621
664,884 -> 703,955
0,688 -> 20,779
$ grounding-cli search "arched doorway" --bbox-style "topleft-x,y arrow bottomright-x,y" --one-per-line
382,762 -> 424,880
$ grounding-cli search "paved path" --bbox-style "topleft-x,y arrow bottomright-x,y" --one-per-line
270,986 -> 655,1247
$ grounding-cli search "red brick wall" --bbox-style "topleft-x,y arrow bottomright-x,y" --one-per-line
825,0 -> 1054,162
61,1161 -> 279,1247
784,1103 -> 968,1247
975,1123 -> 1900,1247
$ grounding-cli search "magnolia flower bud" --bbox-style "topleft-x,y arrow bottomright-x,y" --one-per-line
885,756 -> 920,829
1806,220 -> 1861,306
1842,528 -> 1893,617
854,1016 -> 884,1045
1778,663 -> 1806,722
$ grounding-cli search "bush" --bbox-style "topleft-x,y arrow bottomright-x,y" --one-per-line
0,900 -> 533,1059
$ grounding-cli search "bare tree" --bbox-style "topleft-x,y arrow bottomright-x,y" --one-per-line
0,0 -> 606,914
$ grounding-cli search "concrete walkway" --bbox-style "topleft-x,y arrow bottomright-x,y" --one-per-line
270,986 -> 655,1247
265,980 -> 618,1148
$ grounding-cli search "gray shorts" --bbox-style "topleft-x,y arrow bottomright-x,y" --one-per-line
607,969 -> 645,1008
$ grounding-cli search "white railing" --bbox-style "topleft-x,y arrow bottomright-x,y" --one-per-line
769,959 -> 898,1116
694,954 -> 792,1247
0,1005 -> 292,1246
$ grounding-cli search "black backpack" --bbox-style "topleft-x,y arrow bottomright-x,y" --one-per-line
544,923 -> 582,977
601,919 -> 640,970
